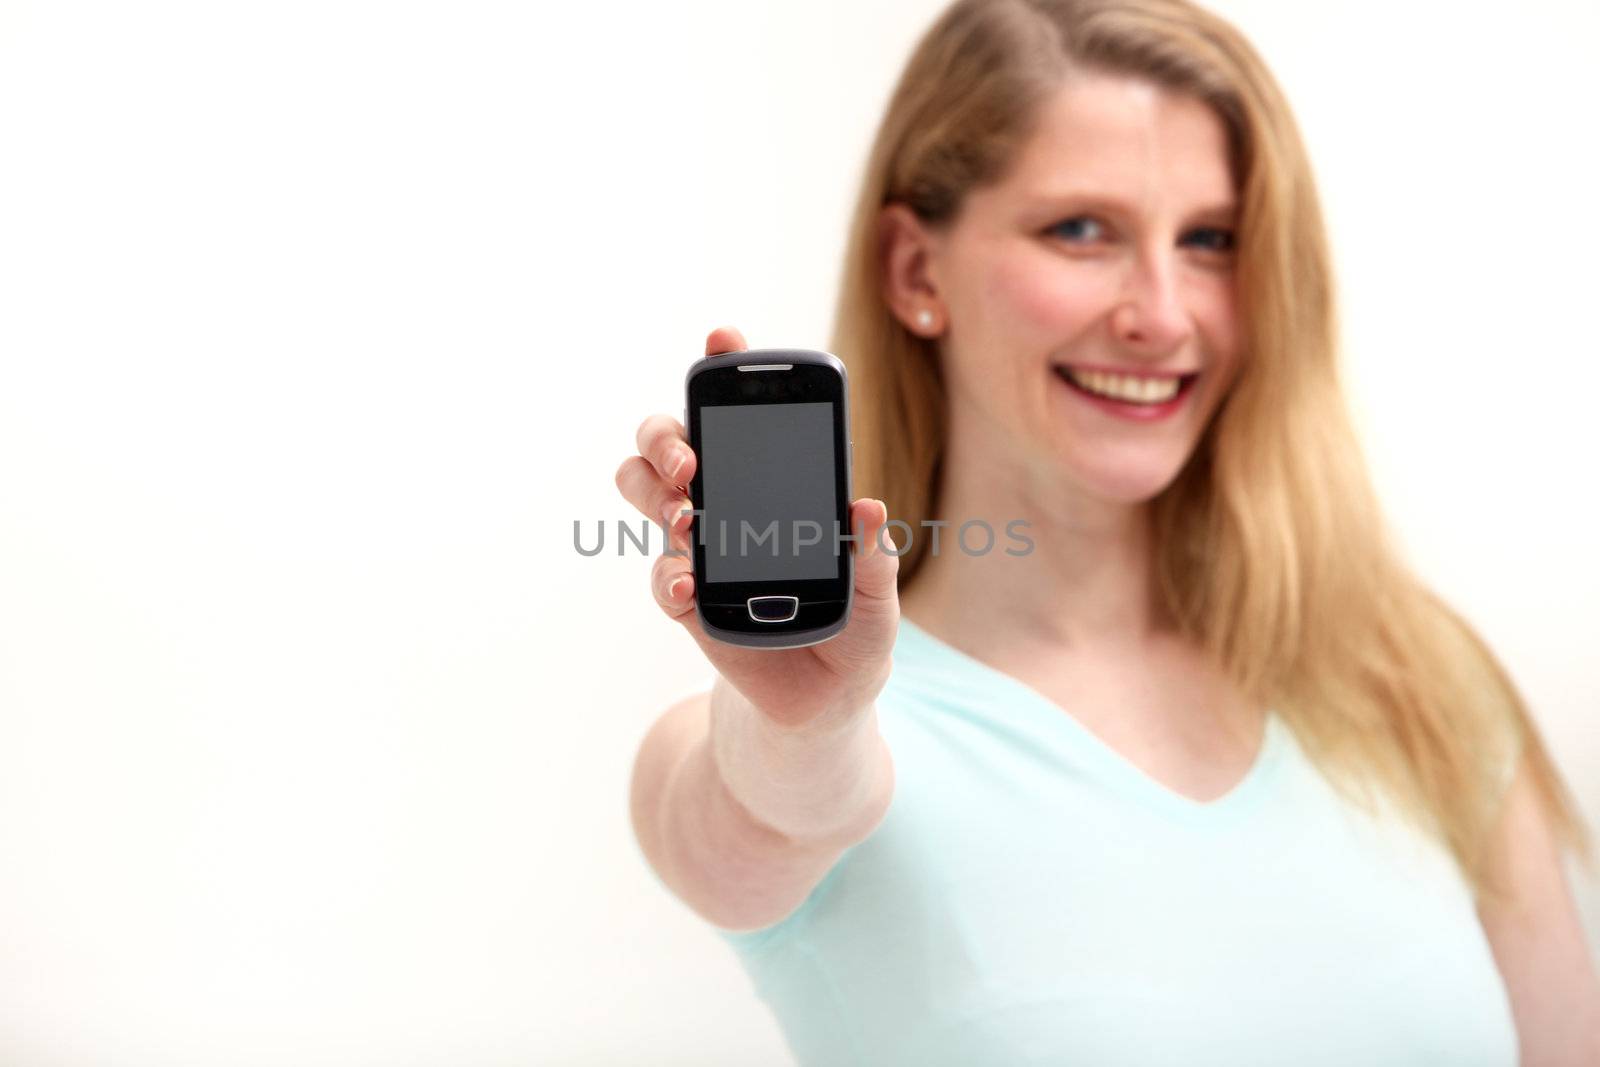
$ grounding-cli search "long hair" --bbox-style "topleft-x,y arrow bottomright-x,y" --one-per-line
828,0 -> 1588,898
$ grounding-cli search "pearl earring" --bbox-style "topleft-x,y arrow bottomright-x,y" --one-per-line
916,309 -> 934,330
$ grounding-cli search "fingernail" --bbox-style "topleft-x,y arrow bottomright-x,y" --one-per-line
668,575 -> 690,600
662,500 -> 683,528
669,450 -> 689,480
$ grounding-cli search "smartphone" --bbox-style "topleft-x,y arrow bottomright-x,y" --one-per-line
683,349 -> 853,648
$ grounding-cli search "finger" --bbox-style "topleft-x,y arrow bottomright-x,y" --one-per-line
658,487 -> 696,550
635,414 -> 694,487
611,457 -> 688,543
651,552 -> 698,624
705,326 -> 748,357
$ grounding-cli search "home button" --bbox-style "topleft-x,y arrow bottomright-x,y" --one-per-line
747,595 -> 800,623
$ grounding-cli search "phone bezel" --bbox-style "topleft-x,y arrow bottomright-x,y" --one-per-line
683,349 -> 853,646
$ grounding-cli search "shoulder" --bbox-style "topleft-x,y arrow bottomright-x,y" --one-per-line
1476,756 -> 1600,1061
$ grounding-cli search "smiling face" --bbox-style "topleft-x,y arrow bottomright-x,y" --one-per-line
901,73 -> 1243,505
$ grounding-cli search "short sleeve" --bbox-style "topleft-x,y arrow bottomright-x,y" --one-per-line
713,846 -> 853,956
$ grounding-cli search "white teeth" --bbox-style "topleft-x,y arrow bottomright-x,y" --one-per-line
1065,367 -> 1181,404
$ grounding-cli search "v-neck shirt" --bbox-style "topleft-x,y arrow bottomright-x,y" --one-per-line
714,617 -> 1517,1066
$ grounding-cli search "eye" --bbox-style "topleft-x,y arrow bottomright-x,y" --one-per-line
1046,216 -> 1106,243
1182,226 -> 1235,253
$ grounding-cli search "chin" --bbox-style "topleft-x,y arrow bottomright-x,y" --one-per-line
1062,451 -> 1191,506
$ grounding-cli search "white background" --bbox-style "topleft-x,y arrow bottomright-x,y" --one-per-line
0,1 -> 1595,1063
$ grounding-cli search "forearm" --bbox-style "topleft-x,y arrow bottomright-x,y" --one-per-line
706,674 -> 894,844
634,681 -> 894,931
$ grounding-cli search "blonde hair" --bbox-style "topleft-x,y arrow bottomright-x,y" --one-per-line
828,0 -> 1588,898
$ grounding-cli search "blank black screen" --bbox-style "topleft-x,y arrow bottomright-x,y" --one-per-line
700,402 -> 838,583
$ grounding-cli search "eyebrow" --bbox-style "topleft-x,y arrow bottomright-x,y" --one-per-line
1029,192 -> 1239,222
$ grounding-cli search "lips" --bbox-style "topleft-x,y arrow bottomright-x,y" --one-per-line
1051,364 -> 1200,421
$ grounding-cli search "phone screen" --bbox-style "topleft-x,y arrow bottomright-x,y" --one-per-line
699,401 -> 839,583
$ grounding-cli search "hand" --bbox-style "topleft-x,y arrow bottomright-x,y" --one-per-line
615,326 -> 901,732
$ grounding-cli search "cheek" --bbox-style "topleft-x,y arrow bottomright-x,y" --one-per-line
1199,280 -> 1242,376
979,246 -> 1111,341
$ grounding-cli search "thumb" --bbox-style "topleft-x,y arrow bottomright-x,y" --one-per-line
850,498 -> 901,610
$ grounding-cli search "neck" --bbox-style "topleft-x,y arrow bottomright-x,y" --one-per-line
898,422 -> 1169,657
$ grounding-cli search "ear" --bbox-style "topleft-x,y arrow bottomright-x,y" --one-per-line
877,202 -> 946,337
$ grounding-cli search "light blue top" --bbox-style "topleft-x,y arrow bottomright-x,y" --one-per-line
715,618 -> 1517,1066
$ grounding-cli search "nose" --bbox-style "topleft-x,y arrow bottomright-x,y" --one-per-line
1109,245 -> 1193,357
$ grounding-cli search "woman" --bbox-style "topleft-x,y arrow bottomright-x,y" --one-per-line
615,0 -> 1600,1062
